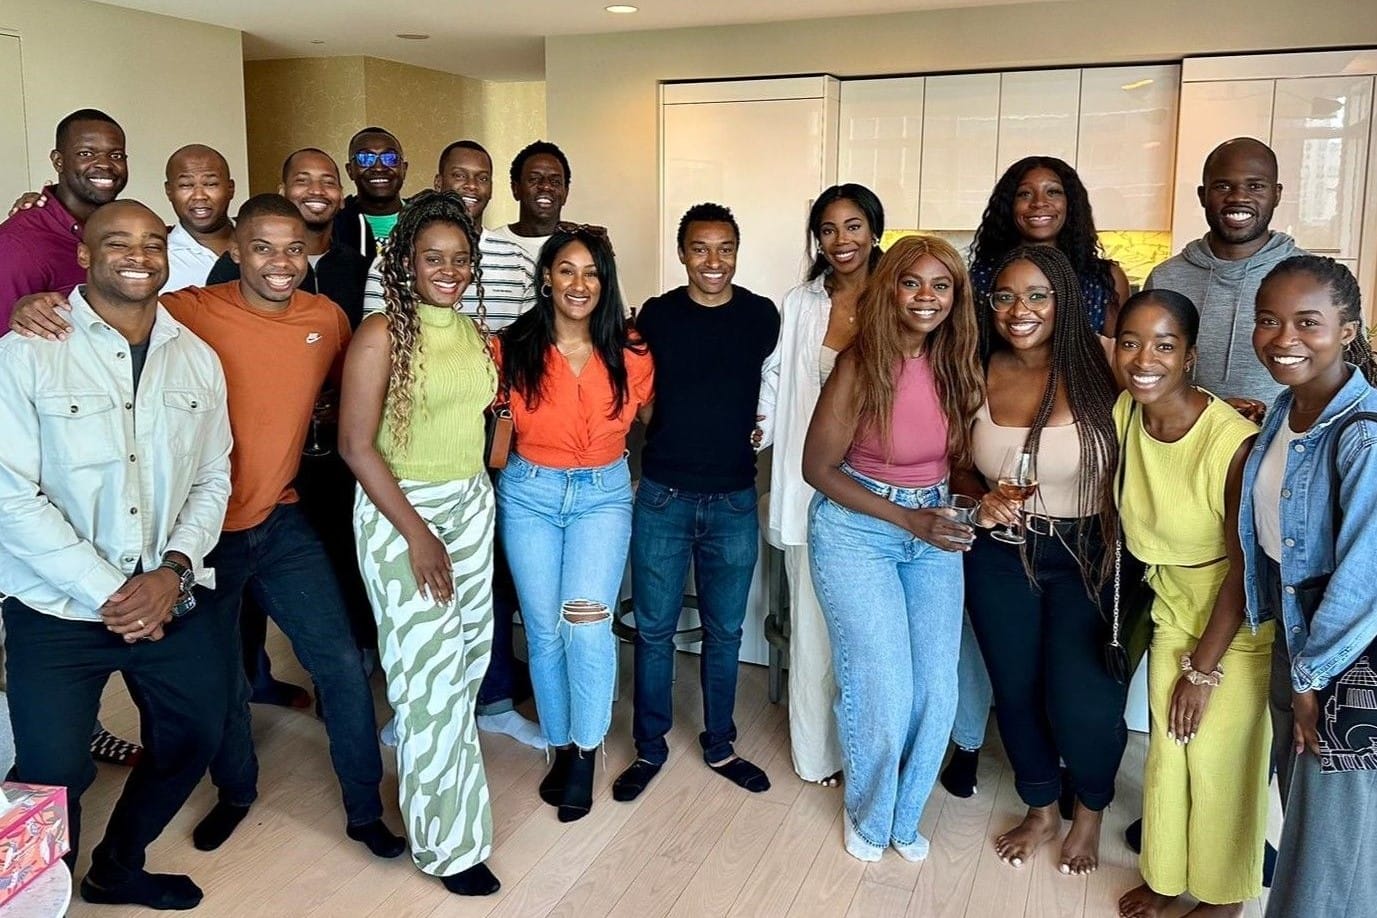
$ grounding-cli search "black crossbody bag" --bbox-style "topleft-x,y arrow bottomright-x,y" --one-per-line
1293,410 -> 1377,773
1106,401 -> 1155,684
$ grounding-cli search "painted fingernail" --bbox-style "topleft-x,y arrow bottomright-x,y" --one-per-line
1011,858 -> 1022,867
1060,864 -> 1070,874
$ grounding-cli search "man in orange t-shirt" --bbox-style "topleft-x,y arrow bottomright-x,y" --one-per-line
7,194 -> 405,860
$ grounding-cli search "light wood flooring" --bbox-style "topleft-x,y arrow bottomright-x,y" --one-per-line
68,632 -> 1275,917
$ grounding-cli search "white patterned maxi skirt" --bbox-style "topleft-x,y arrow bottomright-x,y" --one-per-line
354,474 -> 495,876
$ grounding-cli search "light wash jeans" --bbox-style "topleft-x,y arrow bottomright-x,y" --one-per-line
497,453 -> 631,749
808,465 -> 964,855
952,613 -> 993,751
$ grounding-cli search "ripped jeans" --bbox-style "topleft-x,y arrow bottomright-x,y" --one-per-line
497,453 -> 631,749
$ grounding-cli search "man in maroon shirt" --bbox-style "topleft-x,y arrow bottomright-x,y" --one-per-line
0,109 -> 144,771
0,109 -> 127,327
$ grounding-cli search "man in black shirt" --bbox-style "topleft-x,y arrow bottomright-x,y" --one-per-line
613,203 -> 780,801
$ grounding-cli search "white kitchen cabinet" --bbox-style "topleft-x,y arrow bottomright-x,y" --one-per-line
997,69 -> 1081,174
1270,75 -> 1374,258
838,77 -> 924,229
660,77 -> 838,302
1171,79 -> 1276,248
1077,65 -> 1180,231
919,73 -> 1000,230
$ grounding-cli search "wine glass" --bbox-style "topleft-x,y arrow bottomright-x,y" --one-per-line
991,448 -> 1038,545
303,395 -> 332,458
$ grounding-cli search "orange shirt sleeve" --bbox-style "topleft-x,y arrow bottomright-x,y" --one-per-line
629,346 -> 655,410
328,301 -> 352,387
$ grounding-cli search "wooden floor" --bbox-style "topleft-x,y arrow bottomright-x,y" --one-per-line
68,631 -> 1275,918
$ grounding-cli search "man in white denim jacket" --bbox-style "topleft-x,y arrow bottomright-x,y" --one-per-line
0,200 -> 232,911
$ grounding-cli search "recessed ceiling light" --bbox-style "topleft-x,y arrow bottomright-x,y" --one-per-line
395,33 -> 430,40
606,5 -> 638,12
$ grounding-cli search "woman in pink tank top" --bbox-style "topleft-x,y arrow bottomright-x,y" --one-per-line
801,235 -> 983,863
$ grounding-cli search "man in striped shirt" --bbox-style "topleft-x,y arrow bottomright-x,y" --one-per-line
362,140 -> 536,329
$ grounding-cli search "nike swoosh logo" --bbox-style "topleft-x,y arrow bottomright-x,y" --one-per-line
306,332 -> 322,344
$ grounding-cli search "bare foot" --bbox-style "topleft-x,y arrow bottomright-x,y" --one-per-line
1183,903 -> 1243,917
1058,802 -> 1103,875
1118,883 -> 1176,918
994,804 -> 1059,868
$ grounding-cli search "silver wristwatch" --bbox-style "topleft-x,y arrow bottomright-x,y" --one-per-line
158,556 -> 197,617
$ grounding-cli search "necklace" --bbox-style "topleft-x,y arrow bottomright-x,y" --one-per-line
557,341 -> 591,357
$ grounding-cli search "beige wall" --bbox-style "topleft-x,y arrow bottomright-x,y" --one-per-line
0,0 -> 247,226
546,0 -> 1377,305
243,57 -> 546,228
479,80 -> 549,228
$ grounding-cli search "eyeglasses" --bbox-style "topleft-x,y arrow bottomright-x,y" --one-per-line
989,288 -> 1055,312
353,151 -> 402,169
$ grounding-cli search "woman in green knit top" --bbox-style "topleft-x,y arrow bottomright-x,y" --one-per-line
338,190 -> 501,898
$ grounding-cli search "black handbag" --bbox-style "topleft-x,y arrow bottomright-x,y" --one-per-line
1105,401 -> 1156,684
1293,410 -> 1377,773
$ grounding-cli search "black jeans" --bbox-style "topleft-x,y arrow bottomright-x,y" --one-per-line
3,597 -> 230,881
964,519 -> 1128,810
198,502 -> 384,826
475,529 -> 524,713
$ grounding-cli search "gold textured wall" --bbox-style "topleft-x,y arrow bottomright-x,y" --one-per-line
243,57 -> 366,199
243,57 -> 547,229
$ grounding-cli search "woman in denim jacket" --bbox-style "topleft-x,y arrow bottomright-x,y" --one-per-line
1238,256 -> 1377,918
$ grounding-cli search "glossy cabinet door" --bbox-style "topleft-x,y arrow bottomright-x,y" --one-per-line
1171,80 -> 1276,250
1077,65 -> 1180,231
997,69 -> 1081,174
1270,75 -> 1375,258
838,77 -> 924,229
661,92 -> 833,303
919,73 -> 1000,230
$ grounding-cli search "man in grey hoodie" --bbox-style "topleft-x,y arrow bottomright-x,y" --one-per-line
1145,137 -> 1301,417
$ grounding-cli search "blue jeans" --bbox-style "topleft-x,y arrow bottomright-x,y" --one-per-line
497,453 -> 630,749
808,468 -> 963,854
630,476 -> 759,766
198,502 -> 384,826
952,613 -> 993,750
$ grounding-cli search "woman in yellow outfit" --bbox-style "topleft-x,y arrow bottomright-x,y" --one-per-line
1112,289 -> 1269,918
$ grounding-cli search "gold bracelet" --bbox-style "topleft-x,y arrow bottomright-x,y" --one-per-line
1179,653 -> 1223,687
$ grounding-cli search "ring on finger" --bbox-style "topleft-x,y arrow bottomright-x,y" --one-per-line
136,618 -> 146,629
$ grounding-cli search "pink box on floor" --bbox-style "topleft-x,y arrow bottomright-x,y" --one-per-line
0,783 -> 69,907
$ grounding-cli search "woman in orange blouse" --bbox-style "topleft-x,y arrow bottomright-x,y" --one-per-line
493,226 -> 653,823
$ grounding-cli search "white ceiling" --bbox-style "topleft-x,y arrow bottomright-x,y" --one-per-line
94,0 -> 1060,82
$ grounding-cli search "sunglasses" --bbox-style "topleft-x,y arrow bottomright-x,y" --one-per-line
556,221 -> 608,237
353,151 -> 402,169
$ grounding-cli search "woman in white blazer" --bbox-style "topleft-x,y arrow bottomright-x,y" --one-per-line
757,184 -> 884,784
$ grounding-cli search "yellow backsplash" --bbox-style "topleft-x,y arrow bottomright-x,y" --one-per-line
880,229 -> 1174,290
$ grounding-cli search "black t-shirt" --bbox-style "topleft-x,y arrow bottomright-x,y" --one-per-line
636,285 -> 779,493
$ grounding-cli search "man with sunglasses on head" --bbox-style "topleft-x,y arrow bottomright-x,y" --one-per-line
336,128 -> 408,261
